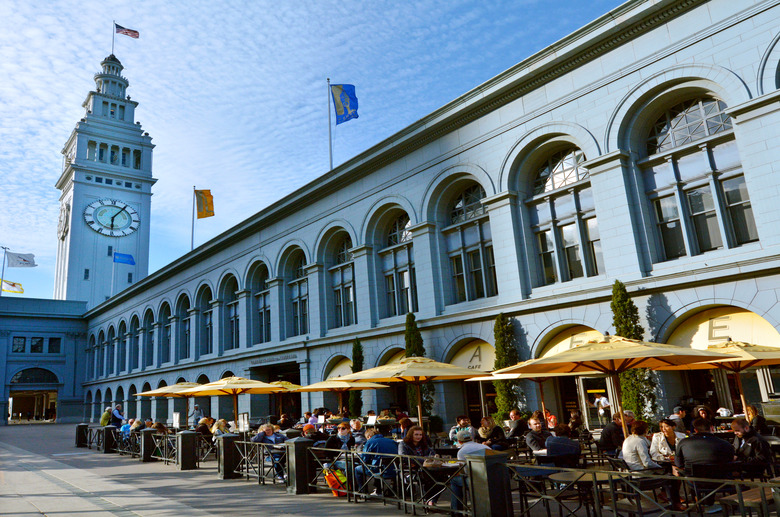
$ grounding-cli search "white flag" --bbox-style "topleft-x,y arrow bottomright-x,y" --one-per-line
1,279 -> 23,293
6,252 -> 37,267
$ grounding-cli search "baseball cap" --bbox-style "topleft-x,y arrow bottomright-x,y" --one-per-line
673,406 -> 683,413
456,429 -> 472,442
302,424 -> 315,434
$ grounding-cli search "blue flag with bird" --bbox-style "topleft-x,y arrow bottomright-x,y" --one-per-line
330,84 -> 359,124
113,252 -> 135,265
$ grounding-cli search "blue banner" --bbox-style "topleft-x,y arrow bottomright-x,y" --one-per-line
113,252 -> 135,265
330,84 -> 359,125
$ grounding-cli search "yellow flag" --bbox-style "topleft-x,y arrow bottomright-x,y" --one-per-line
1,279 -> 23,293
194,189 -> 215,219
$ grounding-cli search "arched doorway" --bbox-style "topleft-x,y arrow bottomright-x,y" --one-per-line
194,375 -> 211,419
154,380 -> 168,423
139,383 -> 152,420
127,385 -> 137,419
535,326 -> 605,428
665,306 -> 780,413
9,368 -> 60,423
322,357 -> 352,411
374,348 -> 407,412
447,340 -> 496,424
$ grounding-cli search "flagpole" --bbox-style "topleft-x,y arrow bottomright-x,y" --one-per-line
0,246 -> 7,297
191,186 -> 196,251
110,248 -> 116,297
327,78 -> 333,170
112,20 -> 115,55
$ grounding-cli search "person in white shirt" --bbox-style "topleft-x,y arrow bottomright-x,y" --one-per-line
621,420 -> 661,471
451,429 -> 490,511
650,418 -> 686,463
595,395 -> 610,425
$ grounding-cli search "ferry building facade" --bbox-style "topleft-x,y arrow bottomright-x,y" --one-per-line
4,0 -> 780,427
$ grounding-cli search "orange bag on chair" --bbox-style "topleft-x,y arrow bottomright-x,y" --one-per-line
323,468 -> 347,497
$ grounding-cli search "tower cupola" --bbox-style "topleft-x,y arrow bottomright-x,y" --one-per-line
94,54 -> 129,98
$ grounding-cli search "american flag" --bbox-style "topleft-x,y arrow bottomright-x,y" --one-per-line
115,23 -> 139,39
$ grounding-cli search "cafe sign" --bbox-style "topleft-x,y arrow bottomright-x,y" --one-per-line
450,340 -> 495,371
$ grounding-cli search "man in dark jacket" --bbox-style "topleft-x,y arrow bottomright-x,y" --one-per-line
599,411 -> 633,455
674,418 -> 735,473
731,417 -> 771,478
525,416 -> 551,451
507,409 -> 527,440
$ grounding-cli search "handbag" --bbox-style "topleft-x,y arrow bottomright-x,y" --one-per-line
323,467 -> 347,497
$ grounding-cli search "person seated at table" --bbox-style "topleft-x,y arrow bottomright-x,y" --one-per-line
525,416 -> 552,451
195,417 -> 213,436
448,415 -> 477,444
378,409 -> 393,419
694,406 -> 715,431
599,411 -> 632,456
277,413 -> 294,430
120,419 -> 133,439
302,424 -> 328,445
450,429 -> 491,511
531,410 -> 548,430
475,416 -> 507,451
152,422 -> 169,434
355,424 -> 398,495
130,418 -> 145,433
398,417 -> 413,438
210,419 -> 230,439
568,410 -> 589,440
304,411 -> 317,426
744,405 -> 770,435
546,424 -> 580,458
668,406 -> 688,434
650,418 -> 686,464
622,420 -> 662,471
731,417 -> 772,479
506,409 -> 527,441
251,423 -> 287,480
144,418 -> 154,429
674,417 -> 735,474
325,423 -> 355,451
340,406 -> 350,418
544,409 -> 558,429
399,425 -> 434,457
350,419 -> 367,447
395,408 -> 409,420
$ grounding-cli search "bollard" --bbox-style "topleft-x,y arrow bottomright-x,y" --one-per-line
75,423 -> 89,447
465,450 -> 513,517
217,433 -> 240,479
177,431 -> 198,470
286,437 -> 314,495
140,428 -> 157,462
103,426 -> 117,453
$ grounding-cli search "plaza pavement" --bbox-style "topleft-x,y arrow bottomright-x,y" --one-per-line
0,423 -> 404,517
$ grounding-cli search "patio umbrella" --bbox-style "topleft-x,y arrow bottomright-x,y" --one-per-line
332,356 -> 489,424
494,336 -> 738,436
136,382 -> 202,427
178,376 -> 287,425
293,380 -> 388,412
654,340 -> 780,412
269,381 -> 301,415
466,369 -> 592,418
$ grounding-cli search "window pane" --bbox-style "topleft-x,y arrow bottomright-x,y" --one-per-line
469,250 -> 485,299
48,337 -> 61,354
585,218 -> 604,275
385,275 -> 397,317
485,246 -> 497,297
31,337 -> 44,353
334,289 -> 343,328
451,256 -> 466,303
12,337 -> 25,353
399,271 -> 410,315
655,197 -> 686,260
722,176 -> 758,245
344,286 -> 354,326
687,187 -> 722,251
538,231 -> 556,285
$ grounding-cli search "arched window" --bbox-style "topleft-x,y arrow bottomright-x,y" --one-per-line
221,276 -> 240,351
106,327 -> 116,375
159,303 -> 172,364
197,287 -> 214,356
249,264 -> 271,344
117,321 -> 127,373
380,213 -> 417,317
330,235 -> 356,328
129,316 -> 140,370
641,95 -> 757,262
10,368 -> 58,384
288,253 -> 308,337
97,330 -> 105,377
142,311 -> 155,367
445,183 -> 496,303
176,295 -> 191,360
87,335 -> 96,379
527,146 -> 603,286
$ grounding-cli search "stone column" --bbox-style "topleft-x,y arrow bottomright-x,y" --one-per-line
138,326 -> 147,371
187,308 -> 199,360
151,322 -> 161,367
483,191 -> 530,301
409,222 -> 441,319
267,278 -> 284,341
304,263 -> 324,337
210,299 -> 223,356
350,244 -> 375,327
168,315 -> 178,365
236,289 -> 251,349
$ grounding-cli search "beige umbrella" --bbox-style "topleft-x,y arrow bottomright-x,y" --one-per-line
494,336 -> 738,436
269,381 -> 301,415
333,356 -> 489,424
467,369 -> 593,418
178,376 -> 287,425
136,382 -> 202,427
294,380 -> 388,412
654,340 -> 780,412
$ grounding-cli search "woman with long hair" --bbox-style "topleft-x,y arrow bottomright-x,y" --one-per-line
398,425 -> 433,457
745,405 -> 770,435
475,416 -> 508,451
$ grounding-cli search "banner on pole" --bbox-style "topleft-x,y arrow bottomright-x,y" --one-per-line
330,84 -> 359,125
195,189 -> 215,219
1,279 -> 23,293
6,252 -> 37,267
113,252 -> 136,265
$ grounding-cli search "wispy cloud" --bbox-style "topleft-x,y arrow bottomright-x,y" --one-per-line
0,0 -> 620,299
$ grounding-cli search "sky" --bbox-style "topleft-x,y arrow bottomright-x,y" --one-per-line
0,0 -> 623,300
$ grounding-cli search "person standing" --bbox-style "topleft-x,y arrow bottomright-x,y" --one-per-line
189,404 -> 204,427
110,404 -> 124,427
595,394 -> 610,425
100,407 -> 112,426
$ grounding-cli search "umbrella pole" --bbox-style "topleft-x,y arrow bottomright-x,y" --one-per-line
537,380 -> 547,417
338,391 -> 344,412
734,372 -> 748,414
233,393 -> 238,429
186,396 -> 191,429
416,384 -> 424,427
611,374 -> 629,437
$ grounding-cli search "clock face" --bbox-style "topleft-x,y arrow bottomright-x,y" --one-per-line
57,202 -> 71,240
83,199 -> 140,237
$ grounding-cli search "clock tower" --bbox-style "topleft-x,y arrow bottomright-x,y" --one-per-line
54,54 -> 156,309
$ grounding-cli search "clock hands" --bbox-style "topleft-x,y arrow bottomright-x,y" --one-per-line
110,206 -> 128,230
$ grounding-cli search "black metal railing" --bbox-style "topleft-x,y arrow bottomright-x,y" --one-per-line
86,426 -> 103,450
115,432 -> 140,457
234,440 -> 288,485
196,434 -> 216,462
150,433 -> 177,464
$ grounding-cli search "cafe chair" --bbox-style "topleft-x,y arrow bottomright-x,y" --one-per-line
605,457 -> 667,516
683,462 -> 736,512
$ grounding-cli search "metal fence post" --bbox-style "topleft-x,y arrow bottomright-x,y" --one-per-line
286,437 -> 314,495
217,433 -> 240,479
177,430 -> 198,470
140,428 -> 157,462
465,450 -> 513,517
75,423 -> 89,447
103,426 -> 117,453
